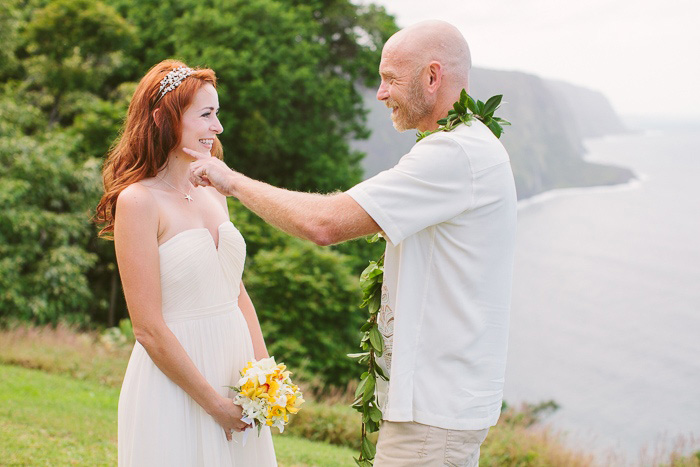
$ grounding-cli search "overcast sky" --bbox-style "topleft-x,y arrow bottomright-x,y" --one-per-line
359,0 -> 700,119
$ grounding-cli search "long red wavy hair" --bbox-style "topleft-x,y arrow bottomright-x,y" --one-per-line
95,59 -> 223,239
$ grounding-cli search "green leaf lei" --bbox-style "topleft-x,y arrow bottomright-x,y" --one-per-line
349,91 -> 509,466
416,89 -> 511,141
348,233 -> 385,466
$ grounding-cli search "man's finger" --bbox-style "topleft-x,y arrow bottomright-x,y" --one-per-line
183,147 -> 209,160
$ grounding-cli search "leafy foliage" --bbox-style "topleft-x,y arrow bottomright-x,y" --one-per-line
0,121 -> 103,325
348,235 -> 386,466
244,239 -> 364,386
0,0 -> 399,388
417,89 -> 511,141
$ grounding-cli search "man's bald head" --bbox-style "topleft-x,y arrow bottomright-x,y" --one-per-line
376,20 -> 472,132
383,20 -> 471,91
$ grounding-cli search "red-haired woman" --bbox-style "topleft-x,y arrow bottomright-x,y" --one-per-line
96,60 -> 277,466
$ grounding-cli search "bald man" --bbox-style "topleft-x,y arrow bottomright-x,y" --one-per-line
186,20 -> 517,467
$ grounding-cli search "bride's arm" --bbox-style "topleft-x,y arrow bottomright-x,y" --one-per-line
237,282 -> 269,361
114,184 -> 248,440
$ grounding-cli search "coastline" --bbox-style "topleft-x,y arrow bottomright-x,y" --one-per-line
516,133 -> 644,211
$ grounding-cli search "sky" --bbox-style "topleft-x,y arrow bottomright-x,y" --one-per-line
358,0 -> 700,119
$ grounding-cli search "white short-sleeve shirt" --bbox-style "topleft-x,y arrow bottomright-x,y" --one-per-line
346,120 -> 517,430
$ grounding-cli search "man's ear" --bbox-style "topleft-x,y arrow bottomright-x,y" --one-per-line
152,108 -> 162,128
427,61 -> 443,93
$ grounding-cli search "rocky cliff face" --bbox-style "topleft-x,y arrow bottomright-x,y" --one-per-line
354,68 -> 634,200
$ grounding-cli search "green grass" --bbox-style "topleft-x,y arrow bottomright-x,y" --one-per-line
2,325 -> 699,467
0,364 -> 357,466
0,364 -> 118,466
273,436 -> 357,467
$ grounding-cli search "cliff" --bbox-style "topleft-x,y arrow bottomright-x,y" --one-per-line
354,68 -> 634,200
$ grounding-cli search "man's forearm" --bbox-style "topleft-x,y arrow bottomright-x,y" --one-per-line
226,172 -> 336,245
187,153 -> 380,244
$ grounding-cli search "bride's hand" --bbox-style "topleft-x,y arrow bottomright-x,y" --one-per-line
183,147 -> 236,196
207,395 -> 251,441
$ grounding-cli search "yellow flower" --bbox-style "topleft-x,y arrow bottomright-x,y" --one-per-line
267,380 -> 281,398
269,405 -> 287,419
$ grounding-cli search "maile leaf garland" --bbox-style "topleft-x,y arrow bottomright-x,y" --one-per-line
349,233 -> 386,466
416,89 -> 511,141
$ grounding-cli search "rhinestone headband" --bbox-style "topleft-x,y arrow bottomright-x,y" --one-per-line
156,66 -> 195,102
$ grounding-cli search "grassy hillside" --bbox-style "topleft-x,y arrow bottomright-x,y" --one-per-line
1,325 -> 698,466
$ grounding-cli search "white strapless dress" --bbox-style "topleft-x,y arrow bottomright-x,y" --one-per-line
118,221 -> 277,466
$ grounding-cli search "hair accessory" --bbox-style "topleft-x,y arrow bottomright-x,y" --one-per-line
156,66 -> 195,102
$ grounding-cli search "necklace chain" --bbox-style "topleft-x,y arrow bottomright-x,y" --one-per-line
158,176 -> 194,202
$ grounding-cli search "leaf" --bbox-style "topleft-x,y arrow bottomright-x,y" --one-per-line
486,120 -> 503,138
368,266 -> 383,278
493,117 -> 511,126
370,406 -> 382,422
482,95 -> 503,116
369,326 -> 383,353
475,100 -> 485,116
466,94 -> 477,113
453,102 -> 466,114
347,351 -> 370,359
366,418 -> 379,433
361,436 -> 376,460
459,114 -> 474,125
374,363 -> 388,380
361,322 -> 373,333
367,233 -> 382,244
368,292 -> 381,314
437,118 -> 448,125
362,373 -> 376,403
355,374 -> 368,398
460,88 -> 468,105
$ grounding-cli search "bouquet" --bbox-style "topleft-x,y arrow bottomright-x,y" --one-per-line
230,357 -> 304,442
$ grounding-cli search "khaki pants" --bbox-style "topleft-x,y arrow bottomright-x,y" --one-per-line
374,421 -> 489,467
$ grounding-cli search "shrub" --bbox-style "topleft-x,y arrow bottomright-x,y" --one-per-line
244,237 -> 364,387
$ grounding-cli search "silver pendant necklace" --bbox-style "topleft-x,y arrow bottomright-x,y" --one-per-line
158,176 -> 194,202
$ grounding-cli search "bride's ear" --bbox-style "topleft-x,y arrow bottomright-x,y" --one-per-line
152,108 -> 162,128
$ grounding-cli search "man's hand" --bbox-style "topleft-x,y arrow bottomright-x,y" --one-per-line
184,147 -> 381,245
184,147 -> 237,196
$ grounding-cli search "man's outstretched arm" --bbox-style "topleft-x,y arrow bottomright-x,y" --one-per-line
185,148 -> 381,246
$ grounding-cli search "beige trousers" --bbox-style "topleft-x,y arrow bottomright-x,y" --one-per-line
373,421 -> 489,467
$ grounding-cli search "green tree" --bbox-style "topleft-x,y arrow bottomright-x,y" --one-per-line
111,0 -> 396,192
0,112 -> 103,325
1,0 -> 399,387
244,239 -> 363,386
21,0 -> 136,126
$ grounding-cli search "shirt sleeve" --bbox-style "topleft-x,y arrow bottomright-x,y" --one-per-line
346,135 -> 474,245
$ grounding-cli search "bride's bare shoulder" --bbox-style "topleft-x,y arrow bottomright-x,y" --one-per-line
116,182 -> 158,220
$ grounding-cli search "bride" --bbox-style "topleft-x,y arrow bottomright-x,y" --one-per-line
95,60 -> 277,466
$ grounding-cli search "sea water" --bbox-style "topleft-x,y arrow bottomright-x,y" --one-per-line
504,127 -> 700,463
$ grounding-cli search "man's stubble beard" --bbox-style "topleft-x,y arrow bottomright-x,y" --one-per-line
388,77 -> 433,133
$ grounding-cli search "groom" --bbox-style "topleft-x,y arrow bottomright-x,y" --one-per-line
187,20 -> 517,467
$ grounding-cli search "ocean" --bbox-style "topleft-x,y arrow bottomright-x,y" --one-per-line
504,126 -> 700,463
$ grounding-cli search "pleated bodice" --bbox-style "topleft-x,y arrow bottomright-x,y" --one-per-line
158,221 -> 245,322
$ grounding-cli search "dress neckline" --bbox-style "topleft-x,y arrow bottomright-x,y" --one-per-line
158,221 -> 232,251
